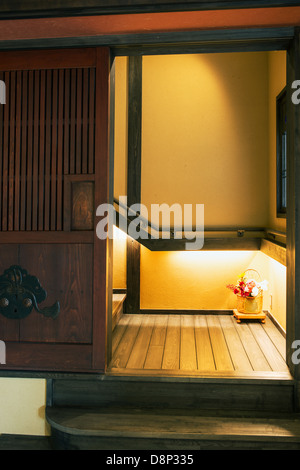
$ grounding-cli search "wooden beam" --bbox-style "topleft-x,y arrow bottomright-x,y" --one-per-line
141,236 -> 262,251
106,56 -> 116,364
260,239 -> 286,266
0,1 -> 300,19
126,56 -> 142,314
0,27 -> 294,54
127,56 -> 142,207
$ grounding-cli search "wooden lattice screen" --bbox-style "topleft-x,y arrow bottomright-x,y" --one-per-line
0,67 -> 96,232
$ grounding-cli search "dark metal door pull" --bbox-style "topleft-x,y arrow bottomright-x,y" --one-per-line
0,265 -> 60,320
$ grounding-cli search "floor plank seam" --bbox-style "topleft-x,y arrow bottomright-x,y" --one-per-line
262,321 -> 286,362
248,322 -> 275,372
231,315 -> 256,372
142,319 -> 155,370
206,315 -> 217,372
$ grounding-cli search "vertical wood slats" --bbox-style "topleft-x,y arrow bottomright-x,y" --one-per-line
0,67 -> 95,232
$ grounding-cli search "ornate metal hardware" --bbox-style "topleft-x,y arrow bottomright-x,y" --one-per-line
0,265 -> 60,320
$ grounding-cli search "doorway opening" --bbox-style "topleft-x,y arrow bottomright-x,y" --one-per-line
109,50 -> 289,379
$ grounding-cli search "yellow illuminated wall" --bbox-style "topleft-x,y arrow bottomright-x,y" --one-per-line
140,249 -> 258,310
113,56 -> 128,290
112,52 -> 287,328
140,247 -> 286,330
114,56 -> 128,200
113,226 -> 127,289
141,53 -> 269,227
268,50 -> 287,232
137,51 -> 286,330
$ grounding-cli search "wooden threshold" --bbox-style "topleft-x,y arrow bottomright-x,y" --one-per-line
107,368 -> 293,381
109,313 -> 292,380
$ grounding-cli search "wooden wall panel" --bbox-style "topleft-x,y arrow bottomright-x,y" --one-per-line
4,343 -> 93,372
0,245 -> 19,341
19,244 -> 93,343
0,47 -> 110,372
71,181 -> 94,231
0,244 -> 93,344
0,49 -> 97,71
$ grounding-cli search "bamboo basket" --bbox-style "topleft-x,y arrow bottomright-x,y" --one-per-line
236,269 -> 263,314
236,293 -> 263,314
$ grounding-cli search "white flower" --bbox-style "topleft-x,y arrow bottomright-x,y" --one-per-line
258,280 -> 268,291
251,286 -> 259,297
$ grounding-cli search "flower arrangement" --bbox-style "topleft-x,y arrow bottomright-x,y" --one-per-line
227,272 -> 268,298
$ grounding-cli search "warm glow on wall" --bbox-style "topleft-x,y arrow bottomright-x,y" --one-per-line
170,249 -> 252,264
140,247 -> 286,330
247,251 -> 286,330
140,248 -> 259,311
113,226 -> 127,290
113,225 -> 128,240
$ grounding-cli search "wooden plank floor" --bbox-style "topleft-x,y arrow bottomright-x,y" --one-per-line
109,313 -> 291,377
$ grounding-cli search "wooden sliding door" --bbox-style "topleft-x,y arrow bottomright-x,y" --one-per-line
0,48 -> 111,372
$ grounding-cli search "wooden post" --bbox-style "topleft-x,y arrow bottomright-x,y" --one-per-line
286,27 -> 300,406
93,47 -> 111,371
126,56 -> 142,314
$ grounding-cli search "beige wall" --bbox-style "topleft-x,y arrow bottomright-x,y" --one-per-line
0,378 -> 49,436
112,52 -> 287,325
141,52 -> 270,227
138,51 -> 286,327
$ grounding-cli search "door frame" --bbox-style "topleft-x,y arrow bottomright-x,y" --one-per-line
286,28 -> 300,383
0,26 -> 298,393
108,26 -> 300,388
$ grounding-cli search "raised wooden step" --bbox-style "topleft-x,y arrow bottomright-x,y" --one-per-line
48,373 -> 295,413
46,372 -> 298,449
46,406 -> 300,450
112,293 -> 126,331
